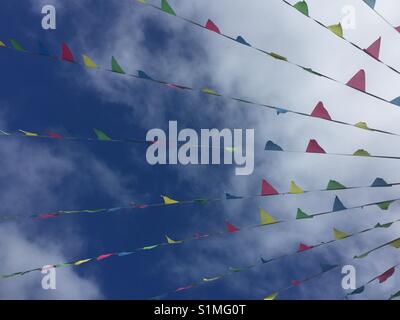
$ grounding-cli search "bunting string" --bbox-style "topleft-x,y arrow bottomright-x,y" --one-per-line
283,1 -> 400,76
149,221 -> 400,299
1,177 -> 398,223
135,0 -> 400,110
1,192 -> 398,280
2,40 -> 400,142
265,138 -> 400,160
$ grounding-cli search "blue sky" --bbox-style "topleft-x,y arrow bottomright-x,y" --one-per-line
1,0 -> 400,299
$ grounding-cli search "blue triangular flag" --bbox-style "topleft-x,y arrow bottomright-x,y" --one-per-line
225,193 -> 243,200
391,96 -> 400,106
235,36 -> 251,46
363,0 -> 376,9
38,41 -> 50,56
261,257 -> 272,264
320,263 -> 338,272
349,286 -> 365,295
265,140 -> 283,151
333,196 -> 347,212
118,252 -> 133,256
138,70 -> 153,80
371,177 -> 389,187
276,108 -> 288,115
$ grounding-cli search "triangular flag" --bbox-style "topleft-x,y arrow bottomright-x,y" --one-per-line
260,208 -> 278,225
111,56 -> 125,74
376,200 -> 394,210
9,39 -> 24,51
166,235 -> 183,244
320,263 -> 338,272
203,277 -> 220,282
349,286 -> 365,295
276,107 -> 288,115
225,193 -> 242,200
161,0 -> 176,15
364,37 -> 381,60
298,243 -> 313,252
296,208 -> 313,219
205,19 -> 221,33
378,267 -> 395,283
138,70 -> 153,80
326,180 -> 346,190
226,222 -> 240,233
194,199 -> 208,205
353,149 -> 370,157
38,41 -> 50,56
291,280 -> 302,286
82,54 -> 97,68
347,70 -> 366,92
93,128 -> 112,141
390,290 -> 400,300
371,178 -> 389,187
202,88 -> 220,96
236,36 -> 251,46
306,139 -> 326,153
363,0 -> 376,9
389,239 -> 400,249
61,42 -> 75,62
0,40 -> 6,47
142,245 -> 159,250
333,228 -> 350,240
261,179 -> 279,196
289,180 -> 304,194
375,222 -> 393,228
293,1 -> 309,16
47,130 -> 62,139
354,122 -> 371,130
97,253 -> 114,261
265,140 -> 283,151
162,196 -> 179,205
333,196 -> 347,212
310,101 -> 332,120
19,130 -> 38,137
328,23 -> 343,37
118,252 -> 133,256
269,52 -> 287,61
264,292 -> 278,300
396,26 -> 400,33
261,257 -> 272,264
391,96 -> 400,106
74,259 -> 92,266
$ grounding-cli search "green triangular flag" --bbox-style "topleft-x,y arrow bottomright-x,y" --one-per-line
194,199 -> 208,205
326,180 -> 346,190
375,222 -> 393,229
9,39 -> 24,52
328,23 -> 343,37
111,56 -> 125,74
390,290 -> 400,300
296,208 -> 313,219
353,149 -> 371,157
293,1 -> 309,16
161,0 -> 176,15
376,201 -> 394,210
94,128 -> 112,141
269,52 -> 287,61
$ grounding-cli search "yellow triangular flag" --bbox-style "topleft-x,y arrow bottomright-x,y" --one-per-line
19,130 -> 38,137
328,23 -> 343,37
389,239 -> 400,249
136,0 -> 146,3
354,122 -> 371,130
264,292 -> 278,300
162,195 -> 179,205
289,180 -> 304,194
74,259 -> 92,266
82,54 -> 97,68
333,228 -> 350,240
0,40 -> 6,47
260,208 -> 278,225
166,235 -> 183,244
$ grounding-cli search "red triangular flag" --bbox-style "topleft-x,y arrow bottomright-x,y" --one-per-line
261,179 -> 279,196
226,222 -> 240,233
291,280 -> 302,286
346,69 -> 366,92
311,101 -> 332,120
395,26 -> 400,33
364,37 -> 381,60
378,267 -> 395,283
306,139 -> 326,154
46,130 -> 62,139
205,19 -> 221,33
61,42 -> 75,62
97,253 -> 113,261
298,243 -> 313,252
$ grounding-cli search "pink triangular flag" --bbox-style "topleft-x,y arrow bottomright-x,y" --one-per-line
364,37 -> 381,60
226,222 -> 240,233
261,179 -> 279,196
395,26 -> 400,33
291,280 -> 302,286
306,139 -> 326,154
310,101 -> 332,120
346,69 -> 366,92
378,267 -> 395,283
298,243 -> 313,252
205,19 -> 221,33
97,253 -> 114,261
